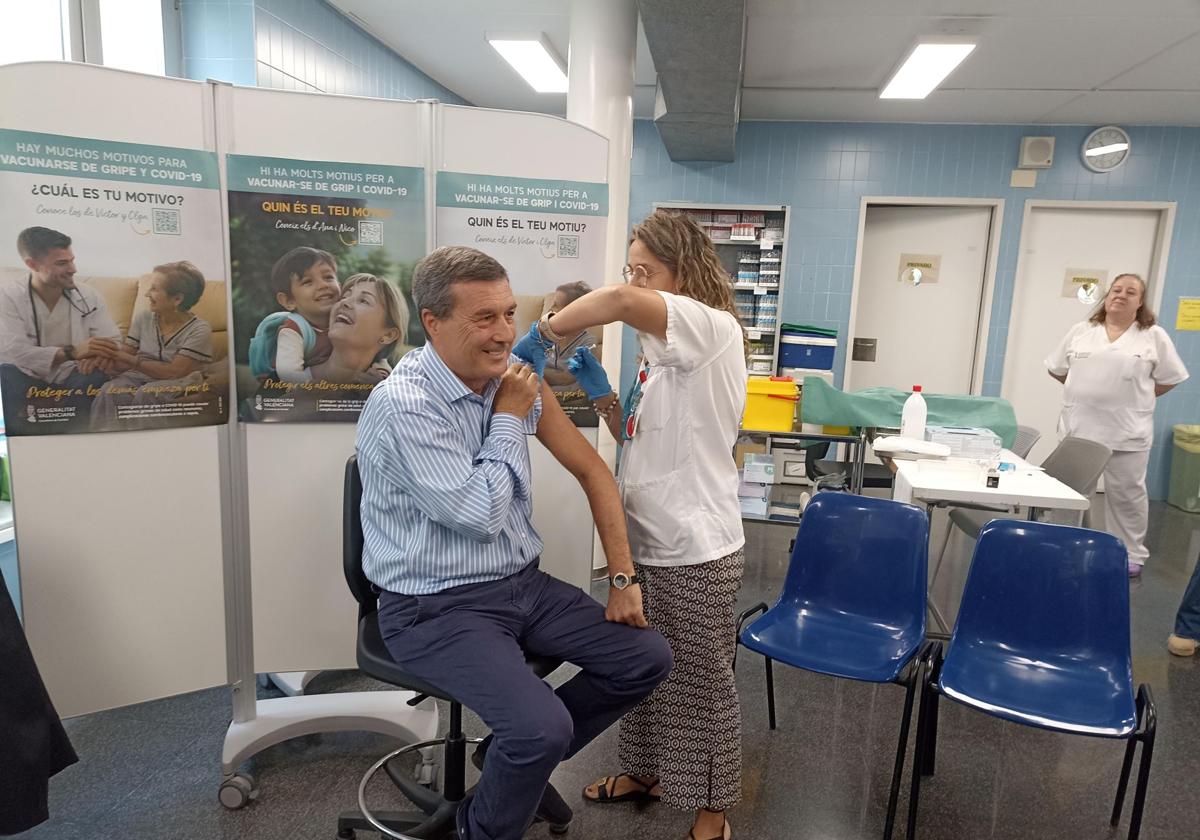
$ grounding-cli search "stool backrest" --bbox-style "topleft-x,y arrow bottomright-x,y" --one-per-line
803,440 -> 832,481
343,455 -> 376,617
1041,436 -> 1112,497
1012,424 -> 1042,459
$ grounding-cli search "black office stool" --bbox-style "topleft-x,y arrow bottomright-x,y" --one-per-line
805,440 -> 895,490
338,456 -> 568,839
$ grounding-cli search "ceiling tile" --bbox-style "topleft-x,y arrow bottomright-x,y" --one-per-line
1103,31 -> 1200,90
739,88 -> 1081,123
1037,90 -> 1200,125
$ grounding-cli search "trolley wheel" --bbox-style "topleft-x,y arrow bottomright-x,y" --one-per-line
218,773 -> 258,810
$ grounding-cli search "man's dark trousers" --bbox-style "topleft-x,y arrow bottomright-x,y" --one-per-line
378,561 -> 673,840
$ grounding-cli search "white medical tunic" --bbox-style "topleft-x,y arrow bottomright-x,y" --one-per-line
620,291 -> 747,567
1045,321 -> 1188,452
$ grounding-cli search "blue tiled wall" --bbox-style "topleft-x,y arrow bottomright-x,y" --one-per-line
181,0 -> 257,85
181,0 -> 467,101
252,0 -> 466,101
629,120 -> 1200,499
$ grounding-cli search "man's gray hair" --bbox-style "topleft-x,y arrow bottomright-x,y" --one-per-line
412,246 -> 508,319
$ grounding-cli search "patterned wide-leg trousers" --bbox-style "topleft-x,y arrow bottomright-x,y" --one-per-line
618,549 -> 745,811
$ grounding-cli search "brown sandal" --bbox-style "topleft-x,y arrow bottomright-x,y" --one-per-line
583,773 -> 662,804
688,808 -> 730,840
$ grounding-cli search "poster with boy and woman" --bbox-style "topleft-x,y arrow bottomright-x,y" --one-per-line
226,154 -> 425,422
0,128 -> 229,436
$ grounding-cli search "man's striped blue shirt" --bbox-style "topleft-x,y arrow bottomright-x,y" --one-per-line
356,344 -> 543,595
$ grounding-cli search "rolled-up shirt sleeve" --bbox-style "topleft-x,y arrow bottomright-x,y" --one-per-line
376,400 -> 532,544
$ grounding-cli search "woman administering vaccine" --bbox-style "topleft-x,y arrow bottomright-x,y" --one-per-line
515,209 -> 747,840
1046,273 -> 1188,576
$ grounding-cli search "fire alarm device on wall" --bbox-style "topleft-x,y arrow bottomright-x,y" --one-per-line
1018,136 -> 1055,169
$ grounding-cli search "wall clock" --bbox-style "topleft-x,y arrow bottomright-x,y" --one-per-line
1082,125 -> 1131,173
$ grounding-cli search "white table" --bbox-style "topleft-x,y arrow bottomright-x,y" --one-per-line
892,449 -> 1089,514
891,449 -> 1090,635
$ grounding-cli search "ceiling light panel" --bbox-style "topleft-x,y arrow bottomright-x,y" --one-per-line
488,37 -> 568,94
880,43 -> 976,100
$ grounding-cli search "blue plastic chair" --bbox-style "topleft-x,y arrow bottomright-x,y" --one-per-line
736,492 -> 930,840
907,519 -> 1156,840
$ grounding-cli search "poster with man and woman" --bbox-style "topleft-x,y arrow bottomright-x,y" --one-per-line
226,154 -> 425,422
0,128 -> 228,436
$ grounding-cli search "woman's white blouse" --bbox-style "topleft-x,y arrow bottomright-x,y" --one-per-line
620,291 -> 747,566
1045,321 -> 1188,451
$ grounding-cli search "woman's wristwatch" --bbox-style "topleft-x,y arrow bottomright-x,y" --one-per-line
537,313 -> 566,343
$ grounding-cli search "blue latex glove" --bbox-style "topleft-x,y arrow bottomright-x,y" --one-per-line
566,346 -> 612,400
512,323 -> 553,376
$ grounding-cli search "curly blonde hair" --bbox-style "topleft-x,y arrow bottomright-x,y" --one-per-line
630,209 -> 746,353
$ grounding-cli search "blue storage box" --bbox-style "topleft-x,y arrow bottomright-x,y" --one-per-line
780,335 -> 836,370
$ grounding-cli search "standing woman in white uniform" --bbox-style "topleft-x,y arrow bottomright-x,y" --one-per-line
514,209 -> 747,840
1046,273 -> 1188,575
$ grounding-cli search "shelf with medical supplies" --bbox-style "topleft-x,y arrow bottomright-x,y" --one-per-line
735,428 -> 870,525
656,202 -> 791,375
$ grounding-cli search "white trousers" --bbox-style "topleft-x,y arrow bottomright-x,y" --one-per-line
1103,449 -> 1151,565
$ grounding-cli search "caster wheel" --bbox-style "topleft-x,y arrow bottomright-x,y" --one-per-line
549,823 -> 570,835
336,830 -> 356,839
218,774 -> 258,809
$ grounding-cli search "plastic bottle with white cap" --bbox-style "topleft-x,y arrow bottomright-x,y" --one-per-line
900,385 -> 927,441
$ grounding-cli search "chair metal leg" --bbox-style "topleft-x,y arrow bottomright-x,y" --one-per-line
921,686 -> 940,778
1112,685 -> 1156,840
882,657 -> 920,840
1111,739 -> 1137,826
907,644 -> 941,840
733,602 -> 768,673
765,656 -> 776,731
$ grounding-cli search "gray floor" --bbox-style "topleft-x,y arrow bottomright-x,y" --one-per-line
13,502 -> 1200,840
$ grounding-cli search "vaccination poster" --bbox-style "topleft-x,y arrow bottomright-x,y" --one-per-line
226,154 -> 425,422
436,172 -> 609,426
0,128 -> 228,436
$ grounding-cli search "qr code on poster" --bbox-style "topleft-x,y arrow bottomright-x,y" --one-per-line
358,220 -> 383,245
557,234 -> 579,259
152,208 -> 181,235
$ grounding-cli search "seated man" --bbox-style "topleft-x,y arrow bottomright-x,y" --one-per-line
356,246 -> 672,840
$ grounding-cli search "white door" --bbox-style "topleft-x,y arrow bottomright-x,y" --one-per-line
849,205 -> 993,395
1002,205 -> 1165,464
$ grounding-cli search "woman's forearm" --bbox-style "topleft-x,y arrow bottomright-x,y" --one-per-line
547,286 -> 625,336
594,392 -> 624,445
548,285 -> 668,340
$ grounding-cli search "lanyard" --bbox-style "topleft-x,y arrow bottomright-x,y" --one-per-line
27,275 -> 97,345
622,360 -> 651,441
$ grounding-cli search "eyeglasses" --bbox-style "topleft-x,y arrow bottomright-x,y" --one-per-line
621,264 -> 658,285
